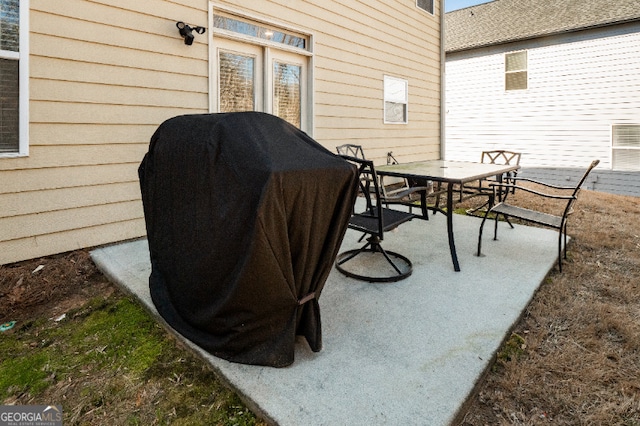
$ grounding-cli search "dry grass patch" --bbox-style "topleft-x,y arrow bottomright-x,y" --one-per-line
458,188 -> 640,425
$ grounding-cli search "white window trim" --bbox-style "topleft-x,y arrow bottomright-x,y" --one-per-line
504,50 -> 528,92
0,0 -> 29,158
416,0 -> 435,15
383,75 -> 409,125
611,124 -> 640,171
208,2 -> 314,135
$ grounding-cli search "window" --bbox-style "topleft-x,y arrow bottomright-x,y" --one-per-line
212,11 -> 310,131
0,0 -> 27,156
384,76 -> 408,124
218,50 -> 256,113
213,14 -> 306,49
505,51 -> 527,91
612,124 -> 640,171
273,61 -> 301,128
417,0 -> 434,14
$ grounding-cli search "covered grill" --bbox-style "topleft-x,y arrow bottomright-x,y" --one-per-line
138,112 -> 357,367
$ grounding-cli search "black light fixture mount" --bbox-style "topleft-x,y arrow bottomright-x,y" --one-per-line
176,21 -> 206,45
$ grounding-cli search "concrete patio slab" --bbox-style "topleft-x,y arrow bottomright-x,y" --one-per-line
91,208 -> 559,425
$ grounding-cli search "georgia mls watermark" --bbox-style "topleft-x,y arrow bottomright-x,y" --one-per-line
0,405 -> 62,426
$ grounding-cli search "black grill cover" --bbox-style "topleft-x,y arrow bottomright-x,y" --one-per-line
138,112 -> 358,367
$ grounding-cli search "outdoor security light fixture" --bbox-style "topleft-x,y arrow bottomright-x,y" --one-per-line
176,21 -> 206,45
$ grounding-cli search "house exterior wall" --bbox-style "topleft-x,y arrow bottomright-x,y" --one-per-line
444,22 -> 640,169
0,0 -> 442,265
0,0 -> 210,265
213,0 -> 442,161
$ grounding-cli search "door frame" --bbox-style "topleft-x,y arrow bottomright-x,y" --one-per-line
208,4 -> 314,134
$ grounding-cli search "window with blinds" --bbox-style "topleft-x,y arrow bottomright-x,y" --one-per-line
505,51 -> 527,91
273,62 -> 301,128
384,75 -> 408,124
218,51 -> 256,113
0,0 -> 20,154
0,0 -> 19,51
612,124 -> 640,171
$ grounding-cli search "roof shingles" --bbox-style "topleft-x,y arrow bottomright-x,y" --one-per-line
446,0 -> 640,52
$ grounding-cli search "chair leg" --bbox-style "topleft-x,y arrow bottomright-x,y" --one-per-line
336,240 -> 373,265
477,194 -> 496,257
557,222 -> 569,272
376,243 -> 404,275
433,182 -> 443,214
465,199 -> 489,216
466,197 -> 515,231
477,214 -> 487,256
336,235 -> 412,282
420,191 -> 429,220
504,214 -> 515,228
558,229 -> 563,272
563,223 -> 568,260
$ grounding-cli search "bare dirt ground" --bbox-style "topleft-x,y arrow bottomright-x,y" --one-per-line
1,187 -> 639,425
0,250 -> 115,327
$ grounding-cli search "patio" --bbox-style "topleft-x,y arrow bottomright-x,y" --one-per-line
91,207 -> 559,425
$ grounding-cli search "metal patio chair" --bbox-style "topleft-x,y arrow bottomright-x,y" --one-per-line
477,159 -> 599,272
481,150 -> 522,192
336,144 -> 372,210
382,151 -> 432,218
465,150 -> 522,219
335,144 -> 430,218
335,143 -> 366,160
335,155 -> 416,282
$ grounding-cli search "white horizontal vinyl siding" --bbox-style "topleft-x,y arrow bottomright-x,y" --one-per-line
445,23 -> 640,169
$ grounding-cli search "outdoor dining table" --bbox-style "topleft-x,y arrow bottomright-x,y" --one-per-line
376,160 -> 521,272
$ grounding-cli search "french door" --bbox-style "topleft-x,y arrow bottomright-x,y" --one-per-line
214,38 -> 307,131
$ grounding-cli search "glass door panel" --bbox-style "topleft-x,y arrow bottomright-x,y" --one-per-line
219,51 -> 255,112
270,50 -> 306,130
273,61 -> 301,128
215,39 -> 263,113
214,39 -> 307,131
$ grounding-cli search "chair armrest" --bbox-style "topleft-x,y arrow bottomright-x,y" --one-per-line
509,176 -> 578,191
489,182 -> 576,201
384,186 -> 431,201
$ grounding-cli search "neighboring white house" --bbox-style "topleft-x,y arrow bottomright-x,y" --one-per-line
444,0 -> 640,195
